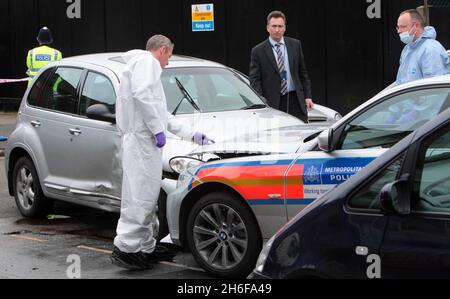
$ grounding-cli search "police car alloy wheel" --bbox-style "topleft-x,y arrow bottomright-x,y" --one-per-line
13,157 -> 53,218
186,192 -> 262,278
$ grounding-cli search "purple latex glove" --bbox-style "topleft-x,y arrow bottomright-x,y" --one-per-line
155,132 -> 166,148
399,110 -> 419,124
192,132 -> 215,145
385,113 -> 397,124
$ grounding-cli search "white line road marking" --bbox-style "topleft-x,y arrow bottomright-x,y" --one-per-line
12,235 -> 48,242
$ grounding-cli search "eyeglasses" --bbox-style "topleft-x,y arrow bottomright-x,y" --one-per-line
396,22 -> 416,31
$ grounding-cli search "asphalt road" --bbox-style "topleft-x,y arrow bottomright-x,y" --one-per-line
0,157 -> 213,279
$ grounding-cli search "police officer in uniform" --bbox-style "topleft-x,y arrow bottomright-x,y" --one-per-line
26,27 -> 62,85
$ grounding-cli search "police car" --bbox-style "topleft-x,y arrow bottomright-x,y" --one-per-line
167,74 -> 450,278
251,107 -> 450,279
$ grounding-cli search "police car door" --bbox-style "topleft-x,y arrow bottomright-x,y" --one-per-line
285,149 -> 385,219
286,85 -> 450,220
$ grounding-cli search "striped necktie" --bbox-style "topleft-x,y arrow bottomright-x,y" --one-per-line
275,43 -> 288,95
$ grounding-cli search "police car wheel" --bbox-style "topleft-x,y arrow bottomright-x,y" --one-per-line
186,192 -> 262,278
13,157 -> 53,218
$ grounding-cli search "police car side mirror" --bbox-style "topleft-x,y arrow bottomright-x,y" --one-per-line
379,174 -> 411,215
86,104 -> 116,124
318,128 -> 334,152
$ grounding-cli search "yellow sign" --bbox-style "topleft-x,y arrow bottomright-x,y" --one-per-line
192,4 -> 214,32
192,12 -> 213,21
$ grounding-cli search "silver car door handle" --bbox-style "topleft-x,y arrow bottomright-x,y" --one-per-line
30,120 -> 41,127
69,128 -> 82,136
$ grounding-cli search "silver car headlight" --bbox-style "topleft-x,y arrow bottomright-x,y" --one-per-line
254,235 -> 276,274
170,156 -> 205,174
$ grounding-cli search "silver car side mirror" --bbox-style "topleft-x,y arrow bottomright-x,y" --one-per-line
86,104 -> 116,124
318,128 -> 334,152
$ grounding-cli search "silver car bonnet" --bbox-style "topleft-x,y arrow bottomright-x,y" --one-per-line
162,107 -> 306,169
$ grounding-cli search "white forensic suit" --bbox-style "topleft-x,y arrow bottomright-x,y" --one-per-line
114,50 -> 194,253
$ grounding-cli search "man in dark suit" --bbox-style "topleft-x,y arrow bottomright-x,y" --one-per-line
250,11 -> 314,123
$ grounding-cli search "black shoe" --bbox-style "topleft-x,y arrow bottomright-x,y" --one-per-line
111,247 -> 154,270
142,244 -> 178,263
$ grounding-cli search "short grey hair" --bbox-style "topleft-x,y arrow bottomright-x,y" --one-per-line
146,34 -> 174,51
400,9 -> 426,27
267,11 -> 286,25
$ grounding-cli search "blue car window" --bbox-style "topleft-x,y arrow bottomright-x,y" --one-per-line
414,125 -> 450,213
348,152 -> 406,211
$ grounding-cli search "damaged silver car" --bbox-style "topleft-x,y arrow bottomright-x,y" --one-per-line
5,53 -> 339,238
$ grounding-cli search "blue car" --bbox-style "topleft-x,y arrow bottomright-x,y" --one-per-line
250,107 -> 450,279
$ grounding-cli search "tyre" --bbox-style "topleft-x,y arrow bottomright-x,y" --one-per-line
13,157 -> 53,218
156,190 -> 169,241
186,192 -> 262,278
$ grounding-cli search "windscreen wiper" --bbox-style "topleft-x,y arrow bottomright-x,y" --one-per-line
347,124 -> 369,132
242,104 -> 267,110
172,95 -> 186,115
172,77 -> 201,115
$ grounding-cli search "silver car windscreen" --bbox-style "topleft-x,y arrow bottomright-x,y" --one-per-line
161,67 -> 266,114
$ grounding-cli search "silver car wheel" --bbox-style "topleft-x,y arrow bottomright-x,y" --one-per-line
192,203 -> 248,270
16,166 -> 35,211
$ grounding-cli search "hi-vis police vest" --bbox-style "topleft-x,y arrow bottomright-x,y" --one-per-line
26,45 -> 62,85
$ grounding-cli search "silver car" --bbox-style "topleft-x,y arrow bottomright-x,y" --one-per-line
4,53 -> 339,235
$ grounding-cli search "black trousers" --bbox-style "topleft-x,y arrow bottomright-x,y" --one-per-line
279,91 -> 308,123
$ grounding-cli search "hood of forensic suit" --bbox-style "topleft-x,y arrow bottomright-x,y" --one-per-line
122,49 -> 152,63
